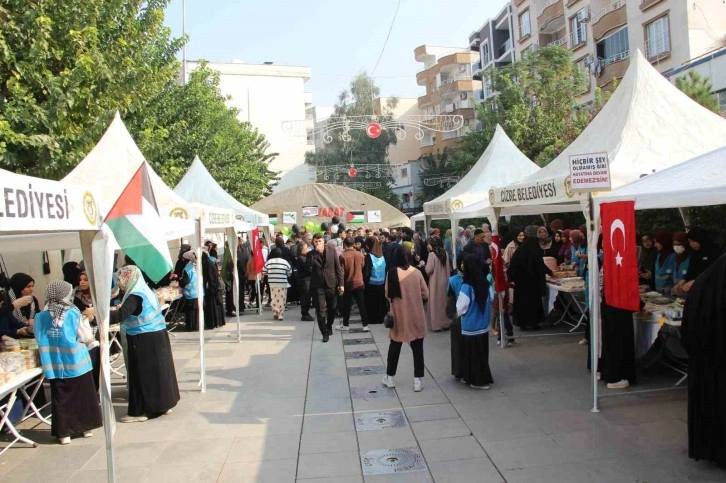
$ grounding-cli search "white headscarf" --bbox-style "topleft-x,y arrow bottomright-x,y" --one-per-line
115,265 -> 143,304
44,281 -> 76,327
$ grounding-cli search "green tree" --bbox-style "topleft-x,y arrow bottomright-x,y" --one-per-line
675,71 -> 721,114
454,46 -> 589,174
0,0 -> 183,178
305,73 -> 400,207
126,63 -> 278,205
416,149 -> 458,205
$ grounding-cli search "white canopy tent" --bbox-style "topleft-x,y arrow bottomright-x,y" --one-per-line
595,145 -> 726,210
174,156 -> 268,228
410,212 -> 424,229
486,51 -> 726,412
0,169 -> 118,482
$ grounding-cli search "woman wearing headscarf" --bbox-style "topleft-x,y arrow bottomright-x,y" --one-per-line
537,226 -> 558,259
569,229 -> 588,277
179,251 -> 201,331
443,229 -> 454,264
262,248 -> 292,320
201,244 -> 225,329
672,232 -> 690,289
363,236 -> 387,325
173,244 -> 192,278
73,271 -> 101,391
681,253 -> 726,466
503,227 -> 524,274
682,227 -> 722,286
62,262 -> 82,287
425,235 -> 452,332
559,229 -> 573,264
8,272 -> 40,328
110,266 -> 179,423
508,225 -> 552,331
446,257 -> 465,380
638,234 -> 658,289
456,255 -> 494,389
34,281 -> 101,444
653,231 -> 676,294
383,245 -> 429,392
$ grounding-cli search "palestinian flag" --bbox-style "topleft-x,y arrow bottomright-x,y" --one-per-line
347,211 -> 365,224
104,163 -> 173,282
269,214 -> 278,226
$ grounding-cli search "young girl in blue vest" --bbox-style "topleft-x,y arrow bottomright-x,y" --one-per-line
456,255 -> 494,390
35,281 -> 102,444
110,266 -> 179,423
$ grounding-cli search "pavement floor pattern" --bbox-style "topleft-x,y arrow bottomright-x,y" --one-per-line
2,304 -> 726,482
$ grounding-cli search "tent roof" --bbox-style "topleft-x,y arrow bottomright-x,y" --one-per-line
63,112 -> 192,218
423,125 -> 539,218
491,50 -> 726,214
596,146 -> 726,210
174,156 -> 268,226
250,183 -> 410,229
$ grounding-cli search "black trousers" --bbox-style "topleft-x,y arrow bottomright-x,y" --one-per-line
299,278 -> 312,315
313,287 -> 337,336
387,338 -> 425,378
247,280 -> 260,307
225,287 -> 236,313
341,287 -> 368,326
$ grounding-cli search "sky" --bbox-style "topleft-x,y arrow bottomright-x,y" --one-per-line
164,0 -> 508,107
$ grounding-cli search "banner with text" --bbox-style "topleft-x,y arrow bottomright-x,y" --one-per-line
569,152 -> 611,193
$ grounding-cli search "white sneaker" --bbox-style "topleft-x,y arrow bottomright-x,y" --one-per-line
469,384 -> 490,390
596,372 -> 602,381
83,431 -> 93,438
413,378 -> 423,392
606,379 -> 630,389
59,436 -> 71,445
335,325 -> 350,331
362,326 -> 370,332
382,375 -> 396,388
120,415 -> 148,423
164,409 -> 173,415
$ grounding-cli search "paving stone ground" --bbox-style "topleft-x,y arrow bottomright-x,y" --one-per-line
2,306 -> 726,482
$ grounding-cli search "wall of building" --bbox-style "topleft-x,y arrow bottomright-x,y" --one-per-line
187,61 -> 315,193
687,0 -> 726,62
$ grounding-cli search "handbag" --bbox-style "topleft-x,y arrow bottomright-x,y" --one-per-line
42,252 -> 51,275
384,312 -> 395,329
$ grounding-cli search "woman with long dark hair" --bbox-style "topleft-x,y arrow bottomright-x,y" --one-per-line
383,245 -> 429,392
456,255 -> 494,389
363,236 -> 387,324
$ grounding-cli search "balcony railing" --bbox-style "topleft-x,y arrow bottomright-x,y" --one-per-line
569,26 -> 587,47
593,0 -> 626,24
645,31 -> 671,60
497,38 -> 513,57
421,138 -> 435,147
601,50 -> 630,67
548,37 -> 568,47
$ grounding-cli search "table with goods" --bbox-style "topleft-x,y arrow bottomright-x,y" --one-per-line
546,265 -> 587,332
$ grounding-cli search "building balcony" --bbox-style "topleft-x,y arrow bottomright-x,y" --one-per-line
416,68 -> 436,86
497,38 -> 513,58
470,34 -> 481,49
640,0 -> 665,12
547,36 -> 568,47
438,78 -> 478,95
595,51 -> 630,88
538,0 -> 564,31
569,26 -> 587,50
418,92 -> 436,108
645,31 -> 671,62
592,1 -> 627,41
439,52 -> 477,69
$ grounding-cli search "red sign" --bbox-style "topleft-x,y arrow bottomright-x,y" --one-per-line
348,168 -> 358,178
366,123 -> 381,139
318,207 -> 345,218
601,201 -> 640,311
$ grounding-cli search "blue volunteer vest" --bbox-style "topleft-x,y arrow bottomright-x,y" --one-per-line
182,263 -> 201,299
34,310 -> 92,380
122,282 -> 167,335
369,255 -> 386,285
460,283 -> 491,336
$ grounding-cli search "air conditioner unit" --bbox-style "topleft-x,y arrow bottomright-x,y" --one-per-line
577,9 -> 590,22
460,92 -> 468,100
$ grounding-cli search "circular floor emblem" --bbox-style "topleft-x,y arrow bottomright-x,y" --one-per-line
361,447 -> 427,475
83,192 -> 98,225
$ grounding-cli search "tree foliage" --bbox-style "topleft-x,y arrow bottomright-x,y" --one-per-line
126,63 -> 278,205
454,46 -> 590,173
305,73 -> 400,207
675,71 -> 721,115
0,0 -> 183,178
416,149 -> 457,205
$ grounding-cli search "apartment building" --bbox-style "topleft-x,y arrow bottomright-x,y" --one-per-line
414,46 -> 483,157
507,0 -> 726,100
186,60 -> 316,192
469,3 -> 517,100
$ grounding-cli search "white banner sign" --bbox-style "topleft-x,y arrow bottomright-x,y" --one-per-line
569,152 -> 611,192
0,170 -> 100,232
283,211 -> 297,224
302,206 -> 318,217
367,210 -> 382,223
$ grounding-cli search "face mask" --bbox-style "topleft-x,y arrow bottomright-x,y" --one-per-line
674,245 -> 685,255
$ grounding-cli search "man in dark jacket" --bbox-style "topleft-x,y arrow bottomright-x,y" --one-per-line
306,234 -> 344,342
297,242 -> 314,321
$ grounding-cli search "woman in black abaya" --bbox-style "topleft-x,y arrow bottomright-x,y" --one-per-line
681,253 -> 726,466
507,225 -> 552,330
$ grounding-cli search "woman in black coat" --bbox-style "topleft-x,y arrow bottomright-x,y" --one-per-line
507,226 -> 552,330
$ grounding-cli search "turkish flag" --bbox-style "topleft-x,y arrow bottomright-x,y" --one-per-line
490,235 -> 508,293
252,228 -> 264,274
601,201 -> 640,311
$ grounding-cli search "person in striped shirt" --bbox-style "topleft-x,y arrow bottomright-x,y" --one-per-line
263,248 -> 292,320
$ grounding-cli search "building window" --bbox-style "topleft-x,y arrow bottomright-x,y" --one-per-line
596,27 -> 629,65
482,41 -> 491,65
570,11 -> 587,47
400,167 -> 408,178
715,89 -> 726,114
646,15 -> 670,59
402,193 -> 411,203
519,10 -> 531,39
